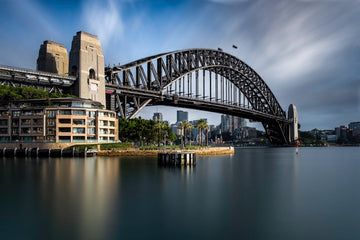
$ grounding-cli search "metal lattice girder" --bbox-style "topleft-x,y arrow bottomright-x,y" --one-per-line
105,48 -> 290,144
106,49 -> 285,117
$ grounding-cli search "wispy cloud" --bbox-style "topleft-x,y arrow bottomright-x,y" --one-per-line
82,0 -> 124,49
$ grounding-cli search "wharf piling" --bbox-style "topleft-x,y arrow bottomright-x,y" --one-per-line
0,147 -> 97,158
158,152 -> 196,166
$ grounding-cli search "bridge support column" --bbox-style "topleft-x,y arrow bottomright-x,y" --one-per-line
288,104 -> 299,144
69,31 -> 106,106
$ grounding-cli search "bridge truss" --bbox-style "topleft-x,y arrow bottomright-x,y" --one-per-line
105,49 -> 291,145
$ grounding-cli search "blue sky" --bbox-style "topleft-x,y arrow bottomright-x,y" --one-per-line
0,0 -> 359,130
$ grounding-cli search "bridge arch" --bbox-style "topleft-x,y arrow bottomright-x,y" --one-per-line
105,49 -> 291,144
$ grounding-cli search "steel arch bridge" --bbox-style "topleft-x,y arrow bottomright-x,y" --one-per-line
105,49 -> 292,145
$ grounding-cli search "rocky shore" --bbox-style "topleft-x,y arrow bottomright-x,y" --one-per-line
97,146 -> 234,156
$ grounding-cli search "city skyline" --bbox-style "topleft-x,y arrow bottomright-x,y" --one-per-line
0,0 -> 359,130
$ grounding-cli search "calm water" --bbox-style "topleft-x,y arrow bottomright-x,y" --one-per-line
1,147 -> 360,239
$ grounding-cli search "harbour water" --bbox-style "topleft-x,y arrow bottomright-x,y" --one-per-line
1,147 -> 359,239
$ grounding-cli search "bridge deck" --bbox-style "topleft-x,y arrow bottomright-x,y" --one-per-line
0,65 -> 76,87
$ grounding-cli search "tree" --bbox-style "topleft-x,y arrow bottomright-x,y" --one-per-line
178,120 -> 186,146
118,117 -> 157,145
203,123 -> 210,146
195,119 -> 207,146
0,85 -> 75,101
185,121 -> 194,146
154,120 -> 168,147
178,120 -> 193,147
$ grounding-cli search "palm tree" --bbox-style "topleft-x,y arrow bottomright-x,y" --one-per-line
195,119 -> 207,146
178,120 -> 187,147
154,120 -> 167,147
203,123 -> 210,146
185,121 -> 193,146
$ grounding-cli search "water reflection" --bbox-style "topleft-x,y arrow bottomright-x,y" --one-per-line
1,157 -> 121,239
1,148 -> 360,239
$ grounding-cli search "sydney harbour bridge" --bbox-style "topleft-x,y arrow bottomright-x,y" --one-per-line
0,32 -> 297,145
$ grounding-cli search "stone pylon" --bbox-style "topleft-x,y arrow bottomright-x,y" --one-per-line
288,104 -> 299,143
37,40 -> 69,76
69,31 -> 105,106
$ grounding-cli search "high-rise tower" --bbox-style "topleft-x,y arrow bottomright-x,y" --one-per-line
69,31 -> 105,106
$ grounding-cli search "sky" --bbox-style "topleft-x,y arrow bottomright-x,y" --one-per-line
0,0 -> 359,130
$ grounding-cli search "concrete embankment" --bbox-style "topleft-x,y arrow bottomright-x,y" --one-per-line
97,147 -> 234,157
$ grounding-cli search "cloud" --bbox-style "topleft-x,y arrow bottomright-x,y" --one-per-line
82,0 -> 124,49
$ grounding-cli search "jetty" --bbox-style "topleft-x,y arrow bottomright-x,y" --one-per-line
158,152 -> 196,166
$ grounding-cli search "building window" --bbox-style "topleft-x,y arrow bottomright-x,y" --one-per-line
12,111 -> 20,117
21,119 -> 31,125
87,128 -> 95,134
0,128 -> 8,134
0,136 -> 10,142
89,68 -> 96,79
88,111 -> 96,118
73,128 -> 85,134
46,136 -> 56,142
47,128 -> 56,135
47,119 -> 56,126
59,136 -> 71,143
73,119 -> 85,125
98,112 -> 109,117
59,119 -> 71,124
22,111 -> 32,116
73,136 -> 85,143
12,128 -> 19,134
87,119 -> 95,126
73,110 -> 85,116
23,136 -> 34,142
33,127 -> 43,134
0,120 -> 8,126
59,110 -> 71,115
12,119 -> 19,127
33,119 -> 43,125
100,136 -> 108,142
33,110 -> 43,116
35,136 -> 44,141
59,127 -> 71,133
109,121 -> 115,127
21,128 -> 31,134
46,110 -> 57,117
87,136 -> 97,143
99,120 -> 108,126
100,129 -> 108,135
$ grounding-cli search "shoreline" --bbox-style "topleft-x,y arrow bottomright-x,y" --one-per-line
97,146 -> 234,156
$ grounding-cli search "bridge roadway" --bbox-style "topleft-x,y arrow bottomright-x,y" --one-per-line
0,65 -> 287,124
0,65 -> 76,92
105,84 -> 291,124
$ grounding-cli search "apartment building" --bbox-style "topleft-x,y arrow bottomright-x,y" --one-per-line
0,98 -> 118,146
